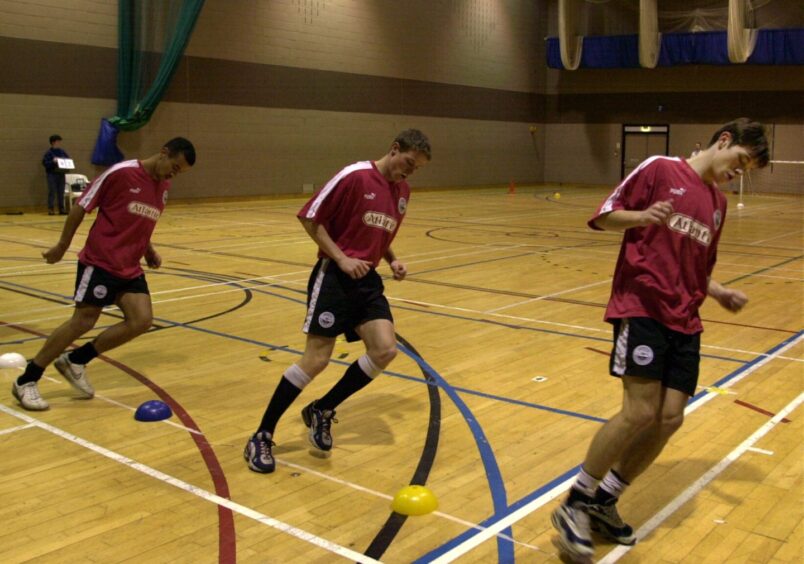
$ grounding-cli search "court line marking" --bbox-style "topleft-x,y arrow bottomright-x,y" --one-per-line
485,279 -> 611,313
745,446 -> 774,455
598,391 -> 803,563
0,423 -> 34,436
423,331 -> 803,563
0,404 -> 381,564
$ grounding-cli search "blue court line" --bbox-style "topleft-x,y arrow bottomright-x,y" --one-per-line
413,330 -> 803,563
398,343 -> 514,563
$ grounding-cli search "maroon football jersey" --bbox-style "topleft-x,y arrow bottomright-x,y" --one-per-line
298,161 -> 410,267
589,156 -> 727,334
77,160 -> 170,279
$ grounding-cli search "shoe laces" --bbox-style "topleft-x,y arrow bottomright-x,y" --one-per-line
594,501 -> 625,527
317,409 -> 337,433
256,432 -> 274,456
23,383 -> 43,401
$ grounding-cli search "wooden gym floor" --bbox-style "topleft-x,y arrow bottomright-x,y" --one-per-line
0,185 -> 801,563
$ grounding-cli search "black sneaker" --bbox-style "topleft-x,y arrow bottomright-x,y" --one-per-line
551,501 -> 594,559
301,401 -> 337,451
588,498 -> 637,545
243,431 -> 275,473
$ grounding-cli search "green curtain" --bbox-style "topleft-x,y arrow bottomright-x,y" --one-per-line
110,0 -> 205,131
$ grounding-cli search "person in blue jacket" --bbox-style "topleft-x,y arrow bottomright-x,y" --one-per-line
42,134 -> 70,215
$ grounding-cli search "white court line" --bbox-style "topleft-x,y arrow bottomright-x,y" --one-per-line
275,459 -> 545,554
427,333 -> 804,563
485,279 -> 611,314
0,403 -> 381,564
0,423 -> 34,436
749,229 -> 804,246
390,297 -> 804,364
746,447 -> 774,455
598,391 -> 803,563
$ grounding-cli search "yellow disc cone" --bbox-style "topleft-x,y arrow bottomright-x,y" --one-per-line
391,485 -> 438,516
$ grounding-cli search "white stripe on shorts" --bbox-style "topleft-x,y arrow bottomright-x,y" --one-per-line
74,265 -> 94,302
302,258 -> 329,334
612,319 -> 630,375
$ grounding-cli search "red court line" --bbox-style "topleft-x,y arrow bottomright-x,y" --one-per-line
2,320 -> 237,563
734,399 -> 792,423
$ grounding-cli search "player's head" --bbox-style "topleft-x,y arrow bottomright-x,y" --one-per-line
156,137 -> 196,180
385,129 -> 431,183
49,134 -> 62,147
705,118 -> 769,185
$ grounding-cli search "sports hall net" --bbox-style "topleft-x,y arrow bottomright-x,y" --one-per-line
739,160 -> 803,198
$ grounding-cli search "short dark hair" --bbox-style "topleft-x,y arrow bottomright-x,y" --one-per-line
164,137 -> 196,166
708,118 -> 769,169
395,129 -> 431,161
49,134 -> 62,144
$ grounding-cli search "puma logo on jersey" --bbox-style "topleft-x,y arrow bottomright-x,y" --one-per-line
129,186 -> 142,194
669,187 -> 686,197
668,213 -> 711,246
362,211 -> 397,232
364,192 -> 376,200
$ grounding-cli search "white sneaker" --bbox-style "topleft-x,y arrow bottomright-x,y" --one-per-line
12,380 -> 49,411
54,352 -> 95,398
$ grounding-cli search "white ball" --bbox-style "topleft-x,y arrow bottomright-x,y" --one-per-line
736,202 -> 745,209
0,352 -> 26,369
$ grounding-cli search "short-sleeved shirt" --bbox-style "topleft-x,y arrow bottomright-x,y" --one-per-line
77,160 -> 170,279
297,161 -> 410,266
589,156 -> 727,334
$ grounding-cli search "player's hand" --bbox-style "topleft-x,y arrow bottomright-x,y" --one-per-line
337,256 -> 372,279
716,288 -> 748,312
390,260 -> 407,281
639,200 -> 674,226
41,242 -> 67,264
145,248 -> 162,269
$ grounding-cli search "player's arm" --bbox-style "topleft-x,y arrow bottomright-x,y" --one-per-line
298,217 -> 371,279
383,248 -> 406,281
707,277 -> 748,312
42,205 -> 86,264
592,200 -> 674,231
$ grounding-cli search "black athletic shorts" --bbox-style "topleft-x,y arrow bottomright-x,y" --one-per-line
74,262 -> 150,307
302,257 -> 393,342
609,317 -> 700,396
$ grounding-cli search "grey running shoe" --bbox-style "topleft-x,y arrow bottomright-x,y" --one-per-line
301,401 -> 337,451
244,431 -> 276,473
12,380 -> 49,411
552,502 -> 594,559
54,352 -> 94,398
588,499 -> 637,545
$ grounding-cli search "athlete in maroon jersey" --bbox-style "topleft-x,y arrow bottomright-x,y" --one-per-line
11,138 -> 196,411
552,119 -> 769,560
245,129 -> 431,474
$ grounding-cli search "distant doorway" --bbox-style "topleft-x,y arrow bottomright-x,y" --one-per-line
621,124 -> 669,179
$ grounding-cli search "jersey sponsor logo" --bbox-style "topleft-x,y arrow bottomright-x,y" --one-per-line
398,197 -> 407,215
127,201 -> 161,221
632,344 -> 654,366
93,285 -> 108,299
364,192 -> 376,200
669,186 -> 686,197
318,311 -> 335,328
667,213 -> 712,246
362,211 -> 398,232
129,186 -> 142,194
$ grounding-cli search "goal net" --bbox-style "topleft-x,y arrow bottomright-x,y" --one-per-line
739,160 -> 803,202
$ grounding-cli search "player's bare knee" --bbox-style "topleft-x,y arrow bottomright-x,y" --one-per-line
660,412 -> 684,436
129,315 -> 153,335
369,346 -> 396,369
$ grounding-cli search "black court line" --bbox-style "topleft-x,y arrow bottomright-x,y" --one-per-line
363,334 -> 442,560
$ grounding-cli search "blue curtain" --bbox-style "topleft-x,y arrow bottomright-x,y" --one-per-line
546,28 -> 804,69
